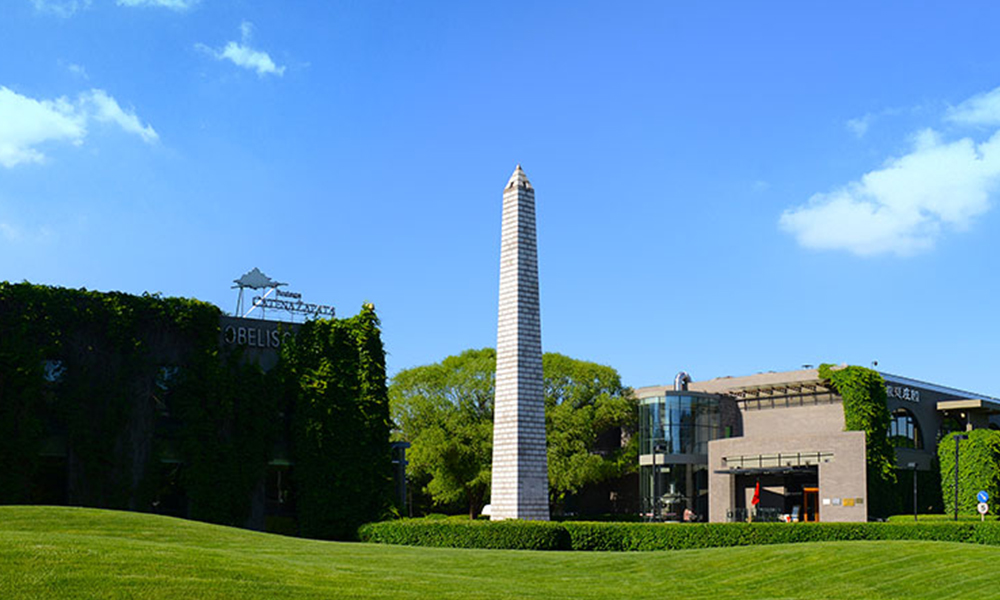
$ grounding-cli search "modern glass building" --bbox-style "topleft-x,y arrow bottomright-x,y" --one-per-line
638,391 -> 729,520
638,368 -> 1000,523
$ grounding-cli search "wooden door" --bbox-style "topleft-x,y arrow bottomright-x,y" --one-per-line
803,487 -> 820,522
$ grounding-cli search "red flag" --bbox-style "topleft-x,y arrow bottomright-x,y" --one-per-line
751,481 -> 761,506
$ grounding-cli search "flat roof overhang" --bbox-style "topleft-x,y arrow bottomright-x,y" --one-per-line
937,398 -> 1000,414
713,466 -> 817,476
729,380 -> 833,399
721,451 -> 834,471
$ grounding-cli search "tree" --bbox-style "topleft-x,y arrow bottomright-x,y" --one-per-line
543,353 -> 637,511
389,348 -> 636,518
390,349 -> 494,518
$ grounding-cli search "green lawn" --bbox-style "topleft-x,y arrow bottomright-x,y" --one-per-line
1,506 -> 997,599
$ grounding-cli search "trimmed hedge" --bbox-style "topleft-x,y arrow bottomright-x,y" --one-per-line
357,519 -> 569,550
358,519 -> 1000,552
887,514 -> 996,523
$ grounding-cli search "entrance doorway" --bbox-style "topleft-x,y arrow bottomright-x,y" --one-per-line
728,468 -> 818,522
803,487 -> 820,522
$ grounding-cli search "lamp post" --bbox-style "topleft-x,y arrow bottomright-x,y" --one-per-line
954,433 -> 969,521
907,462 -> 918,522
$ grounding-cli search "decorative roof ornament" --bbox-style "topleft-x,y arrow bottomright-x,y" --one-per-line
232,267 -> 287,290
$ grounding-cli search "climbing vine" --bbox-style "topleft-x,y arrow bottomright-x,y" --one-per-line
280,304 -> 393,540
0,282 -> 392,537
818,363 -> 897,518
0,283 -> 223,509
938,428 -> 1000,517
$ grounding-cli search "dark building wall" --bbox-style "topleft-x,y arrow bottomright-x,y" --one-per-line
0,283 -> 391,539
218,316 -> 299,372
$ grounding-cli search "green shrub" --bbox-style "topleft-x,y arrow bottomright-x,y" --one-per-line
938,429 -> 1000,517
887,514 -> 994,523
358,519 -> 570,550
360,519 -> 1000,552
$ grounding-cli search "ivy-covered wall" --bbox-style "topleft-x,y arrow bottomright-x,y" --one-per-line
938,428 -> 1000,517
279,305 -> 393,539
0,282 -> 391,540
818,364 -> 897,518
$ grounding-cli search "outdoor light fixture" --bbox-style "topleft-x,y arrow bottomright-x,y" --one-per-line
907,462 -> 918,522
954,434 -> 969,521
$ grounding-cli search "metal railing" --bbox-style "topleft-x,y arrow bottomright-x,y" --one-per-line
723,451 -> 833,470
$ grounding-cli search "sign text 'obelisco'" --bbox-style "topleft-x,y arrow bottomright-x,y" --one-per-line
490,165 -> 549,521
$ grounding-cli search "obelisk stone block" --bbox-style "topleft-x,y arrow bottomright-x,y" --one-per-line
490,165 -> 550,521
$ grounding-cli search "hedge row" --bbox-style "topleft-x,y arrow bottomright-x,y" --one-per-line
886,514 -> 996,523
357,519 -> 570,550
358,519 -> 1000,552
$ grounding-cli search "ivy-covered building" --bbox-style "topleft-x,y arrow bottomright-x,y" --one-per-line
637,366 -> 1000,523
0,282 -> 393,540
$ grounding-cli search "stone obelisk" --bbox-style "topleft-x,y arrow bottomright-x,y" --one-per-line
490,164 -> 549,521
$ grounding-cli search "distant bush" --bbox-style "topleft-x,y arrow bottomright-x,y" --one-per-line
554,513 -> 644,523
360,519 -> 1000,552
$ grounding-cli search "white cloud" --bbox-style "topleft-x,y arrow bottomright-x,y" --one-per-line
66,63 -> 89,79
0,222 -> 21,243
947,86 -> 1000,127
30,0 -> 91,17
0,86 -> 157,168
116,0 -> 199,10
780,128 -> 1000,257
846,115 -> 871,138
82,89 -> 158,143
197,21 -> 286,78
0,88 -> 85,167
0,219 -> 56,245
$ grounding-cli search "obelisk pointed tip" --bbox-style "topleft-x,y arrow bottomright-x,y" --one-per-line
506,164 -> 533,191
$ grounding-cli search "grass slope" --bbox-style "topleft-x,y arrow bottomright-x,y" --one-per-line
1,506 -> 997,599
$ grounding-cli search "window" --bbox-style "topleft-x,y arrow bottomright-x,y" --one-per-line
155,366 -> 180,391
888,408 -> 922,449
154,366 -> 180,416
42,359 -> 65,383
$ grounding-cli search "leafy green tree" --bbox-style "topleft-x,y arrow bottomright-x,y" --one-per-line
390,349 -> 495,518
543,353 -> 637,511
389,348 -> 636,518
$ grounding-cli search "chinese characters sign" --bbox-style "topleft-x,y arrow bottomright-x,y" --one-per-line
886,384 -> 920,403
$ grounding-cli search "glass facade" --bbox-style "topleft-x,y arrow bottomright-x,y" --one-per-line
638,392 -> 725,521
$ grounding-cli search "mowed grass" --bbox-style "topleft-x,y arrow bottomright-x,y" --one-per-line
1,507 -> 998,600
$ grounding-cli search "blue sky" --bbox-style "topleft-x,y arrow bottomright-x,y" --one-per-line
4,1 -> 1000,396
